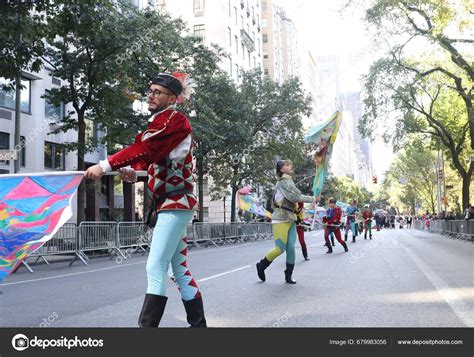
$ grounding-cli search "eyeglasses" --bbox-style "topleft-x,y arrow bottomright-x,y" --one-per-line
147,88 -> 172,98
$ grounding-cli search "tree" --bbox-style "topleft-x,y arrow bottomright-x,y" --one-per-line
188,72 -> 240,221
385,139 -> 437,213
320,175 -> 372,207
208,70 -> 312,221
359,0 -> 473,209
41,0 -> 222,223
0,1 -> 47,83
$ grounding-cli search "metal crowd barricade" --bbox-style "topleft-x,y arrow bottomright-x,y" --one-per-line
224,223 -> 241,244
258,223 -> 273,240
239,223 -> 259,242
209,224 -> 227,245
415,219 -> 474,241
192,223 -> 212,247
79,221 -> 125,259
185,224 -> 198,249
117,222 -> 148,258
21,223 -> 87,273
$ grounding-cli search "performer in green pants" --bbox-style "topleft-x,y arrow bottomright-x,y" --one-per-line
256,160 -> 316,284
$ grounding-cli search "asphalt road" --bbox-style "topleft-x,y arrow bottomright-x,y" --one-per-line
1,228 -> 473,327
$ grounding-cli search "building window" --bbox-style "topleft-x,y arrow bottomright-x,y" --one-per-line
253,56 -> 256,68
193,0 -> 205,14
235,64 -> 239,80
262,1 -> 267,11
235,35 -> 238,53
228,27 -> 232,47
264,68 -> 269,75
0,132 -> 10,166
194,24 -> 205,39
0,132 -> 25,166
0,78 -> 31,114
262,33 -> 268,43
228,0 -> 231,16
44,141 -> 65,170
155,0 -> 166,11
263,54 -> 268,59
45,98 -> 64,120
20,136 -> 26,167
234,6 -> 238,24
248,50 -> 251,66
242,44 -> 245,59
229,57 -> 233,77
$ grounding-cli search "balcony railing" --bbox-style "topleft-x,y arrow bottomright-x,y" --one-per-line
240,28 -> 255,52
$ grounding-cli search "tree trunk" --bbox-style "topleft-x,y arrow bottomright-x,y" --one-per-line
462,168 -> 472,210
230,185 -> 238,222
430,194 -> 436,214
196,156 -> 205,222
77,114 -> 86,224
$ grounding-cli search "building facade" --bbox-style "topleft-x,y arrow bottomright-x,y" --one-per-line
0,68 -> 135,223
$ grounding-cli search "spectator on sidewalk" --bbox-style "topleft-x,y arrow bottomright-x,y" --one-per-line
465,205 -> 474,220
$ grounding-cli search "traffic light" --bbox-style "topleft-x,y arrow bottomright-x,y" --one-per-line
372,176 -> 377,184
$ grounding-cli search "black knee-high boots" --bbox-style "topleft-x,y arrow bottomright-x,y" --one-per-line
138,294 -> 168,327
284,263 -> 296,284
256,257 -> 272,281
182,296 -> 207,327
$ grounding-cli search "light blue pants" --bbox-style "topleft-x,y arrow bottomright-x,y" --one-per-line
146,210 -> 200,301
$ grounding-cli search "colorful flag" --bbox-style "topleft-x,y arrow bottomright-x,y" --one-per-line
0,172 -> 83,282
304,111 -> 342,197
237,191 -> 272,219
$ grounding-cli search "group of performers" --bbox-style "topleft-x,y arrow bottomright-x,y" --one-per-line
84,72 -> 375,328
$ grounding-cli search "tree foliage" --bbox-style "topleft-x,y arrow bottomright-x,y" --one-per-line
358,0 -> 473,209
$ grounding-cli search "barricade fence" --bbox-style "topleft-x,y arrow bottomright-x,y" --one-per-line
20,222 -> 279,273
414,219 -> 474,241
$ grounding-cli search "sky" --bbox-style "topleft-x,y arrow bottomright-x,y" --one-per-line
281,0 -> 394,177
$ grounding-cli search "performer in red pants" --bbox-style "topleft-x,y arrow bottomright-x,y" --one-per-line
323,198 -> 349,253
295,203 -> 309,260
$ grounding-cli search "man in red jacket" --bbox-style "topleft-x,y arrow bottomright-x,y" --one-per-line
85,73 -> 205,328
323,198 -> 349,253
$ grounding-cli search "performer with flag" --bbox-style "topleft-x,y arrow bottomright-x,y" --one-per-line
256,160 -> 316,284
295,202 -> 309,261
85,72 -> 206,328
344,199 -> 359,243
363,204 -> 373,240
323,198 -> 349,253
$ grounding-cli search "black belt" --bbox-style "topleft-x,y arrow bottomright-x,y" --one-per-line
276,206 -> 295,213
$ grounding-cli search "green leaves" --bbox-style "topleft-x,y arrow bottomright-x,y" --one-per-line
358,0 -> 473,209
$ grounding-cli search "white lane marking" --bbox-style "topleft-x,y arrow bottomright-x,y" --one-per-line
0,260 -> 147,287
1,260 -> 255,288
197,265 -> 251,283
399,242 -> 474,327
1,231 -> 325,287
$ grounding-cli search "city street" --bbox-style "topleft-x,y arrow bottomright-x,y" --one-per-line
1,228 -> 472,328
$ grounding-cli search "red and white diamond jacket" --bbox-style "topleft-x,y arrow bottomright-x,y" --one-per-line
106,109 -> 198,212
